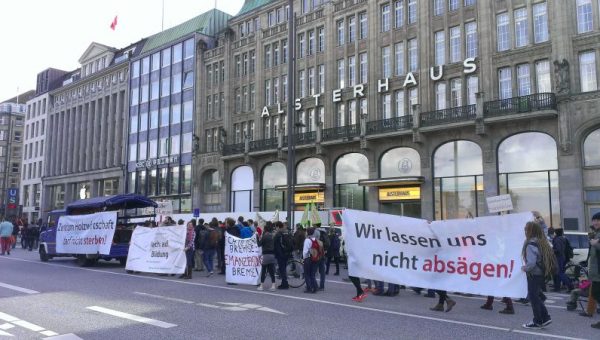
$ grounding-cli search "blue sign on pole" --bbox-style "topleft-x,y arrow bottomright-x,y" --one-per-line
193,208 -> 200,218
7,188 -> 18,210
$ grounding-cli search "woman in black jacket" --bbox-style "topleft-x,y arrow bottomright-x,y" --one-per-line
257,223 -> 277,291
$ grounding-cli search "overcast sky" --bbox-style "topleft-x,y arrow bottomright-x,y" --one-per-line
0,0 -> 245,102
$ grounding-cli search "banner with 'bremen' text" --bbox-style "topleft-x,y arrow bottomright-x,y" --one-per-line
56,211 -> 117,255
126,226 -> 187,274
225,232 -> 262,285
342,210 -> 531,298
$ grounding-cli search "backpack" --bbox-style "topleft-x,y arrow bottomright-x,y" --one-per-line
528,241 -> 556,276
208,229 -> 220,248
309,238 -> 324,262
281,233 -> 294,255
564,238 -> 574,260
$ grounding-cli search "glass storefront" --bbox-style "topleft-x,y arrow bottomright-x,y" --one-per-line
583,128 -> 600,222
335,153 -> 368,210
498,132 -> 559,226
434,140 -> 484,219
378,148 -> 422,217
261,162 -> 286,211
231,166 -> 254,212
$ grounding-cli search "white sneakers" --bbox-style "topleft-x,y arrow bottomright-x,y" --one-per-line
256,283 -> 277,291
257,284 -> 264,291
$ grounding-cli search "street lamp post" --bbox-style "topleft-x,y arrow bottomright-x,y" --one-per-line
285,0 -> 296,230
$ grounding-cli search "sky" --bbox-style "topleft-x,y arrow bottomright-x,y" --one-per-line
0,0 -> 245,102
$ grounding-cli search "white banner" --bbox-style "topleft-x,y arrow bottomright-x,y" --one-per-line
225,232 -> 262,285
126,226 -> 187,274
487,194 -> 514,213
342,210 -> 531,298
56,212 -> 118,255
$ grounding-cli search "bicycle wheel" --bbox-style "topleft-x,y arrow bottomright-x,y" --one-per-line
286,259 -> 305,288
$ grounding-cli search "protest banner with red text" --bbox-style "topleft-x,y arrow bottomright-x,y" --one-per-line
342,210 -> 531,298
225,232 -> 262,285
56,211 -> 117,255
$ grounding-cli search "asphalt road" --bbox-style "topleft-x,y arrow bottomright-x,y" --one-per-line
0,248 -> 598,340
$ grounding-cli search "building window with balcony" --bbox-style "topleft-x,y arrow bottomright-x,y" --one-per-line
359,54 -> 368,84
382,46 -> 391,78
580,51 -> 598,92
264,46 -> 271,68
359,12 -> 368,39
235,88 -> 242,112
434,140 -> 484,219
435,31 -> 445,66
533,2 -> 548,43
337,19 -> 345,46
317,27 -> 325,51
348,56 -> 356,87
467,75 -> 478,105
395,90 -> 405,117
514,8 -> 529,48
465,22 -> 478,58
348,16 -> 356,43
435,82 -> 447,110
382,94 -> 392,119
498,67 -> 513,99
381,4 -> 391,32
265,80 -> 271,106
450,26 -> 461,63
299,70 -> 306,98
497,13 -> 510,51
409,87 -> 418,114
577,0 -> 593,34
395,42 -> 405,76
298,32 -> 306,58
450,78 -> 462,107
336,102 -> 346,127
517,64 -> 531,96
337,59 -> 345,88
308,30 -> 315,55
434,0 -> 445,16
408,38 -> 418,71
535,60 -> 551,93
408,0 -> 417,24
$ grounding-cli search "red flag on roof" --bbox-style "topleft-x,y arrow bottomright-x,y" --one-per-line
110,16 -> 118,30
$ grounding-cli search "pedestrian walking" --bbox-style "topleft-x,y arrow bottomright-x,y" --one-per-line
303,227 -> 321,293
349,276 -> 368,302
273,221 -> 292,289
521,220 -> 555,329
430,290 -> 456,312
180,221 -> 195,279
552,228 -> 574,292
257,223 -> 277,291
325,228 -> 341,276
0,216 -> 13,255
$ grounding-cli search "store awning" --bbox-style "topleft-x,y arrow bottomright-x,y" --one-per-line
274,183 -> 326,192
358,176 -> 425,187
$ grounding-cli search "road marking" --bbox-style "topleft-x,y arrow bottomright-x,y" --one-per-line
0,282 -> 39,294
86,306 -> 177,329
2,257 -> 584,340
12,320 -> 44,332
43,334 -> 84,340
40,330 -> 59,336
0,313 -> 18,323
133,291 -> 195,304
0,329 -> 13,336
0,323 -> 14,330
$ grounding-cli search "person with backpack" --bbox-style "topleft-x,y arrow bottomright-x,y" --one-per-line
521,220 -> 556,329
552,228 -> 575,292
202,222 -> 219,276
193,220 -> 205,272
303,227 -> 321,293
325,228 -> 341,276
314,226 -> 329,290
257,223 -> 277,291
274,221 -> 292,289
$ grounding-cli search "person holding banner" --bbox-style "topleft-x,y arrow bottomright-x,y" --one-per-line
521,221 -> 556,329
257,223 -> 277,291
180,221 -> 196,279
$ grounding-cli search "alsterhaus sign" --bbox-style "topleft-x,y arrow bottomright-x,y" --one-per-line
136,156 -> 179,169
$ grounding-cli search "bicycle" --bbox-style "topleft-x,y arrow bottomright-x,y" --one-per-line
275,257 -> 305,288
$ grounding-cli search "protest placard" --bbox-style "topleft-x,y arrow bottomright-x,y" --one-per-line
225,232 -> 262,285
342,210 -> 531,298
125,226 -> 186,274
56,211 -> 117,255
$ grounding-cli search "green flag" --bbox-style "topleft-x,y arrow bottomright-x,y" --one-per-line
300,203 -> 310,227
309,201 -> 321,226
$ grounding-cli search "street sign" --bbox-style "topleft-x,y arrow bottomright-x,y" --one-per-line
486,194 -> 513,213
193,208 -> 200,218
6,188 -> 18,210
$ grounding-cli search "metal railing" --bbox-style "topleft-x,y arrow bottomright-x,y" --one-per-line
249,137 -> 278,152
322,125 -> 360,141
420,104 -> 476,127
222,142 -> 244,156
483,93 -> 557,118
367,115 -> 413,135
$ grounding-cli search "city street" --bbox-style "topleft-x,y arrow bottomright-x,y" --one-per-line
0,249 -> 597,339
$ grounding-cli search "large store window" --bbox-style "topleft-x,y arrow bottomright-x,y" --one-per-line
202,169 -> 221,206
380,147 -> 421,178
297,157 -> 326,184
261,162 -> 286,211
434,140 -> 484,220
498,132 -> 559,226
335,153 -> 368,210
231,166 -> 254,212
583,128 -> 600,222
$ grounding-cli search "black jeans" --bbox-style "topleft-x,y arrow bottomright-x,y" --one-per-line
318,258 -> 326,289
326,255 -> 339,274
436,290 -> 448,304
349,276 -> 364,297
527,274 -> 550,325
260,263 -> 275,283
277,256 -> 288,285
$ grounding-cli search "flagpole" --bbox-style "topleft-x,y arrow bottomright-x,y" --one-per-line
161,0 -> 165,32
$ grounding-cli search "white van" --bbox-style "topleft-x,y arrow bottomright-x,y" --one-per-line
564,231 -> 590,265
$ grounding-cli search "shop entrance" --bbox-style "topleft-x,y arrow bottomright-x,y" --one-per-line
380,201 -> 421,218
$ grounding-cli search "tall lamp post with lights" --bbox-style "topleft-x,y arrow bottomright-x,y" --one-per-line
285,0 -> 296,229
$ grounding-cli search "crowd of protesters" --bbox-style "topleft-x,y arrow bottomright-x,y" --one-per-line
2,210 -> 599,331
